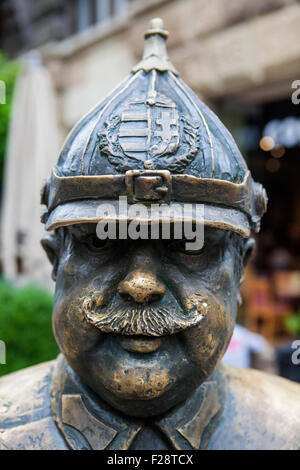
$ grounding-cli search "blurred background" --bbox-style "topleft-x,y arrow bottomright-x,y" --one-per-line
0,0 -> 299,380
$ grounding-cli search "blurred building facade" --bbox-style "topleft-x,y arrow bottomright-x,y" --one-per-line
0,0 -> 299,347
1,1 -> 300,129
1,0 -> 299,142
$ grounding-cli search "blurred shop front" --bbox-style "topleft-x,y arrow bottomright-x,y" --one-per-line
218,96 -> 300,380
218,98 -> 300,328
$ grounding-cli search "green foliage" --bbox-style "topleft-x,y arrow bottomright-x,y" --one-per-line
0,52 -> 20,189
285,311 -> 300,336
0,279 -> 59,376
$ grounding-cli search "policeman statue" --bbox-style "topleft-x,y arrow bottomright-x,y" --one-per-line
0,19 -> 299,450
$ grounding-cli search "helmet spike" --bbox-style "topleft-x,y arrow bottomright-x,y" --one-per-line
132,18 -> 178,74
145,18 -> 169,38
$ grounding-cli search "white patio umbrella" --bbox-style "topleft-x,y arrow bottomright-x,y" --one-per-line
1,51 -> 59,290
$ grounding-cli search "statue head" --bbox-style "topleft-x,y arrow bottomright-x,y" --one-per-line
41,19 -> 267,418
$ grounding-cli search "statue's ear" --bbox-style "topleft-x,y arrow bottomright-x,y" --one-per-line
243,237 -> 255,267
41,233 -> 60,281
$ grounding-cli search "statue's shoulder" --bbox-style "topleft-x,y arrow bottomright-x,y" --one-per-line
0,360 -> 67,449
210,365 -> 300,450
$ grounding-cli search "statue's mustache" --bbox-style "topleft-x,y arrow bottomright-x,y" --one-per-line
81,292 -> 208,336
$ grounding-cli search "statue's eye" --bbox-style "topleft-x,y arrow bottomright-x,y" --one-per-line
167,240 -> 206,255
85,234 -> 108,251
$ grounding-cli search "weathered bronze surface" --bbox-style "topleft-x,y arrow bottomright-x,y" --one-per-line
0,18 -> 299,450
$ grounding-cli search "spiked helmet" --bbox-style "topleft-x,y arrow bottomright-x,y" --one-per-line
41,18 -> 267,238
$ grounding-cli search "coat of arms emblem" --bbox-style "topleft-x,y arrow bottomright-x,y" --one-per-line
98,91 -> 202,173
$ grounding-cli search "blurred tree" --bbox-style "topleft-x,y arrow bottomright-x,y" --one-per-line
0,52 -> 19,192
0,279 -> 58,376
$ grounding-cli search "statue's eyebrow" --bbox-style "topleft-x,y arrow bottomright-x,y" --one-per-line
67,223 -> 97,237
202,227 -> 227,244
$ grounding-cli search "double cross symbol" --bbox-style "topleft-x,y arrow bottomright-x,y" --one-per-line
155,111 -> 179,143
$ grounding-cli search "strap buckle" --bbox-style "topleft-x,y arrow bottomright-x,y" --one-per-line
125,170 -> 172,204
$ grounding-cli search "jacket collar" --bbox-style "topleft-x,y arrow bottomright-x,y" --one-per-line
51,355 -> 227,450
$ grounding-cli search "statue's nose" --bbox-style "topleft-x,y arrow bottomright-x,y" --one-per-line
118,269 -> 166,303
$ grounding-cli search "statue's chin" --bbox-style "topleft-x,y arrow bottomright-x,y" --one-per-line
97,366 -> 176,401
84,359 -> 206,418
92,373 -> 200,418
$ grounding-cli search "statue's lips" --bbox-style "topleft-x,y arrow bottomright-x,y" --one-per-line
116,335 -> 163,353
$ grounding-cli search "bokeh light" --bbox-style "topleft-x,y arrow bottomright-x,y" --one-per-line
260,136 -> 275,152
271,146 -> 286,158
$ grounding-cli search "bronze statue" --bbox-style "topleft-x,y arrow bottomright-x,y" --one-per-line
0,19 -> 299,450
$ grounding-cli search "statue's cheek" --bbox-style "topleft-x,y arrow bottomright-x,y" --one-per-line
210,260 -> 239,314
52,294 -> 104,360
181,300 -> 234,374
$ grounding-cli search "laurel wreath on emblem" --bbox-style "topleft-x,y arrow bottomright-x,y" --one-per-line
157,117 -> 201,173
97,116 -> 132,172
98,115 -> 202,173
